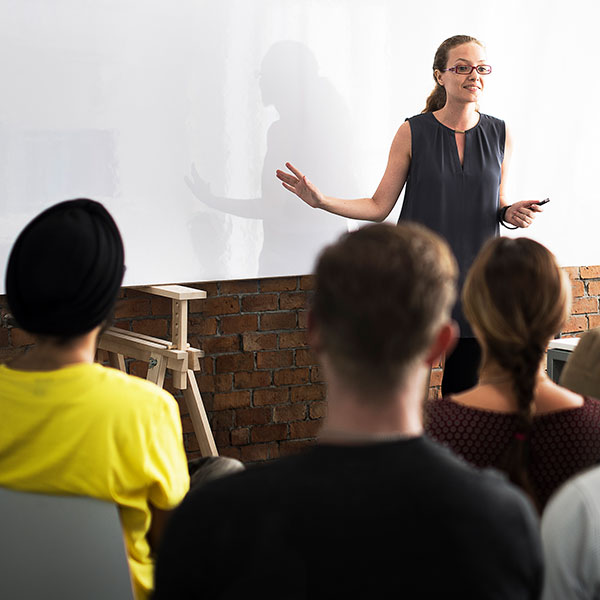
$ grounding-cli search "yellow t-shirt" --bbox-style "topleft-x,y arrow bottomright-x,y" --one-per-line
0,362 -> 190,599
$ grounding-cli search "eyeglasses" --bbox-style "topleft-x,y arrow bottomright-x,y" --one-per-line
443,65 -> 492,75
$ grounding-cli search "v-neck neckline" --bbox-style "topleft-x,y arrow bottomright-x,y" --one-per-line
430,112 -> 481,171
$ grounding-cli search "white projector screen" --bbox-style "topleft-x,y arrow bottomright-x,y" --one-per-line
0,0 -> 598,293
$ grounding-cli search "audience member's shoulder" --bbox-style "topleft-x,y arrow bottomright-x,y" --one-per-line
541,466 -> 600,600
183,452 -> 309,508
175,465 -> 258,522
560,328 -> 600,399
582,395 -> 600,412
90,362 -> 176,408
424,436 -> 536,515
572,463 -> 600,493
559,395 -> 600,424
423,396 -> 465,436
423,395 -> 451,417
547,465 -> 600,517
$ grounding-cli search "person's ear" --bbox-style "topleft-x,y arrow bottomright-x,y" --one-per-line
424,321 -> 458,365
434,69 -> 444,86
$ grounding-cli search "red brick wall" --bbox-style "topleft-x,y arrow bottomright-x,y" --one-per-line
178,275 -> 325,462
563,266 -> 600,333
1,265 -> 599,464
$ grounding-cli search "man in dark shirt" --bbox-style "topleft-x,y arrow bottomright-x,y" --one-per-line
153,223 -> 543,599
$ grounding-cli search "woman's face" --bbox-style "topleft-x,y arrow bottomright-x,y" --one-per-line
436,42 -> 488,106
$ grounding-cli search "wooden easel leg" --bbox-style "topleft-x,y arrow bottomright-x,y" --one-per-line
182,369 -> 218,457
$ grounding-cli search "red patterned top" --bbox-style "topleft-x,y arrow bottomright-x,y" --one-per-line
424,395 -> 600,509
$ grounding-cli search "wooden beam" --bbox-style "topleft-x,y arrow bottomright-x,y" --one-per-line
110,328 -> 174,349
132,285 -> 207,301
172,300 -> 188,351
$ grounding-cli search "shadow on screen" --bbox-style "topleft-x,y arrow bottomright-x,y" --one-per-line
185,40 -> 358,276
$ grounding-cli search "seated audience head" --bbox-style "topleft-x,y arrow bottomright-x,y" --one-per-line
310,222 -> 457,396
462,236 -> 570,496
5,198 -> 125,344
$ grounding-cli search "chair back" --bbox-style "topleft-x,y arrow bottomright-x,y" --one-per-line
0,487 -> 134,600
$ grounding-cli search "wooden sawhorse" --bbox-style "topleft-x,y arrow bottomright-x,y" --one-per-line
97,285 -> 217,456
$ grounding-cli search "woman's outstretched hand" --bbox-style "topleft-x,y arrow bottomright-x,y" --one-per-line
276,162 -> 326,209
504,200 -> 545,228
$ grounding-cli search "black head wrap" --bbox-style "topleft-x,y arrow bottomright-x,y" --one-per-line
5,198 -> 125,336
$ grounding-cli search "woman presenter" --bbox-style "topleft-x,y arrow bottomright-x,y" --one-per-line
276,34 -> 545,394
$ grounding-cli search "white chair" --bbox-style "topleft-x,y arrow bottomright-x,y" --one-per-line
0,487 -> 134,600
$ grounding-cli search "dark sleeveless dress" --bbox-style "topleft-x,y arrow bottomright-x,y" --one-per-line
399,111 -> 505,337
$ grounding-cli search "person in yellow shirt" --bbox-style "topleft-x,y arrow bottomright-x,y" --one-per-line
1,199 -> 190,599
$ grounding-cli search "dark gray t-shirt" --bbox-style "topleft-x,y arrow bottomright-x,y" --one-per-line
154,436 -> 542,599
400,112 -> 505,336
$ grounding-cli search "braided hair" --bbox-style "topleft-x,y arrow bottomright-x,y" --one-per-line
462,237 -> 570,509
423,35 -> 483,113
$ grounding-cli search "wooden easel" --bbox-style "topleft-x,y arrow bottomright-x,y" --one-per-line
97,285 -> 217,456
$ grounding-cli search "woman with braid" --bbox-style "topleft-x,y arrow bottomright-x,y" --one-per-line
425,237 -> 600,510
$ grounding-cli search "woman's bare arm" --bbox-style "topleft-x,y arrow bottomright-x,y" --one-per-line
276,121 -> 412,222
